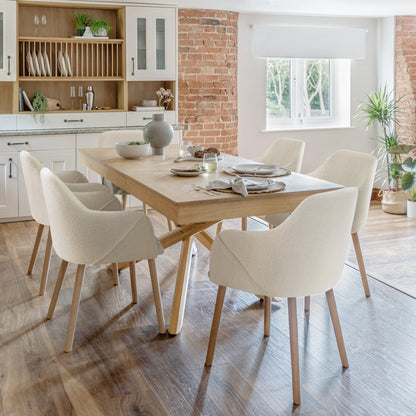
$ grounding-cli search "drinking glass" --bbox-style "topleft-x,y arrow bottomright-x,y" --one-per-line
78,86 -> 84,110
203,153 -> 218,172
179,140 -> 192,157
41,15 -> 47,34
33,15 -> 40,36
70,86 -> 76,110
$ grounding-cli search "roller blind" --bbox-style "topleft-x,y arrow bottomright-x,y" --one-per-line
252,25 -> 367,60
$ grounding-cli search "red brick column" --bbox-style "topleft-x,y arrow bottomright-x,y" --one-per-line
177,9 -> 239,155
395,16 -> 416,146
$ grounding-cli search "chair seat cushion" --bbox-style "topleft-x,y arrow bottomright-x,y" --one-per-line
55,170 -> 89,184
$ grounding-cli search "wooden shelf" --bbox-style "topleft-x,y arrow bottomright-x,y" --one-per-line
18,109 -> 125,114
19,36 -> 124,44
19,76 -> 124,81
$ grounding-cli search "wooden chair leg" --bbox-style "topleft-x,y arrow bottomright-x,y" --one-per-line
143,203 -> 147,214
216,221 -> 223,235
167,218 -> 173,231
148,259 -> 166,334
351,233 -> 371,297
326,289 -> 349,368
242,217 -> 248,231
39,228 -> 53,296
288,297 -> 301,405
304,296 -> 311,312
27,223 -> 44,275
129,261 -> 138,304
47,260 -> 68,319
111,263 -> 119,285
122,194 -> 128,210
205,286 -> 227,367
264,296 -> 271,337
64,264 -> 86,353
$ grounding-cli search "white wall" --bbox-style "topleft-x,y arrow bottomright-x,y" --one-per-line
238,13 -> 380,172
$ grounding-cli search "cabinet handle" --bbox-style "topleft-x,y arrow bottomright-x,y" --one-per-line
8,158 -> 12,179
131,57 -> 135,76
64,119 -> 84,123
7,56 -> 11,76
8,141 -> 29,146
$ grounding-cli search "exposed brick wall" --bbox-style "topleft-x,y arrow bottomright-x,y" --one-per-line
395,16 -> 416,146
177,9 -> 238,155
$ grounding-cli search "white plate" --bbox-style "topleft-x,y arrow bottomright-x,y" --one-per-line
58,51 -> 67,76
242,177 -> 276,191
38,51 -> 46,76
32,51 -> 41,76
22,90 -> 33,111
43,51 -> 51,76
64,51 -> 72,76
26,52 -> 35,76
233,164 -> 279,175
169,168 -> 203,177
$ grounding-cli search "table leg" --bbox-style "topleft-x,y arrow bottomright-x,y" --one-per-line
168,236 -> 194,335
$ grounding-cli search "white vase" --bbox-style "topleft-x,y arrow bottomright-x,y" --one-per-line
407,200 -> 416,218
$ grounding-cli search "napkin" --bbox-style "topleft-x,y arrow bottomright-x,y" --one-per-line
206,176 -> 269,197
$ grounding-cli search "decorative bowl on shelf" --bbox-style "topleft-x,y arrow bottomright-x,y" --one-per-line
141,100 -> 158,107
115,141 -> 150,159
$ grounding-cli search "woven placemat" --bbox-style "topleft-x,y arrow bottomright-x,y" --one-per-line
223,167 -> 291,178
207,181 -> 286,195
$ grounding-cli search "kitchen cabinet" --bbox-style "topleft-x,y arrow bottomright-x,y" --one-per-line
0,0 -> 16,81
126,6 -> 176,81
0,152 -> 18,218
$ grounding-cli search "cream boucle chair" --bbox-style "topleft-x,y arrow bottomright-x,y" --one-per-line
20,151 -> 122,295
266,149 -> 377,298
238,138 -> 305,232
205,187 -> 358,405
41,168 -> 165,352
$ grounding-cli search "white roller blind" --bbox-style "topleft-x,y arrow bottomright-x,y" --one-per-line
252,25 -> 367,59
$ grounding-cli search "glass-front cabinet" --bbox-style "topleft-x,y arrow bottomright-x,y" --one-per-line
126,6 -> 176,81
0,0 -> 16,81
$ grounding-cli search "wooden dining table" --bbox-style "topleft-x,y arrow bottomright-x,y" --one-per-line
80,145 -> 341,335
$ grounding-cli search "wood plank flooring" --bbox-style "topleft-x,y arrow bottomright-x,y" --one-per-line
1,208 -> 416,415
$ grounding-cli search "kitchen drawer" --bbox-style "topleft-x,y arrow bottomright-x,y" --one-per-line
17,112 -> 126,130
0,134 -> 76,151
0,115 -> 17,131
126,110 -> 164,127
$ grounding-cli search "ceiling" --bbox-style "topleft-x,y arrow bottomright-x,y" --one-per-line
175,0 -> 416,17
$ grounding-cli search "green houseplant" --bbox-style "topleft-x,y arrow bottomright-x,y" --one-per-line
90,18 -> 112,37
74,13 -> 92,36
32,90 -> 48,123
357,85 -> 408,214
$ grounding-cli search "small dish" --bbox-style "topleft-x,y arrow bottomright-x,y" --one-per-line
169,168 -> 203,177
22,90 -> 33,111
141,100 -> 158,107
64,51 -> 72,76
243,177 -> 275,191
32,51 -> 41,76
116,141 -> 150,159
38,51 -> 46,76
43,51 -> 51,76
26,52 -> 35,76
58,50 -> 67,76
232,164 -> 279,175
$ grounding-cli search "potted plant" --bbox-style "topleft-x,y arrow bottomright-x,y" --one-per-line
357,85 -> 408,214
32,90 -> 48,123
90,18 -> 112,37
389,144 -> 416,218
74,13 -> 92,37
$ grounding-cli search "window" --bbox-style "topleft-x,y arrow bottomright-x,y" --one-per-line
266,58 -> 350,130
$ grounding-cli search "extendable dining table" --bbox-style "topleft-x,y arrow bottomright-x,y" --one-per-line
80,145 -> 341,335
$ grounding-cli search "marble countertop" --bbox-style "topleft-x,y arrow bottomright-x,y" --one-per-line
0,124 -> 187,137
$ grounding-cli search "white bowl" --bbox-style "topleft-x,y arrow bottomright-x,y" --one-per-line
141,100 -> 158,107
187,145 -> 204,156
116,141 -> 150,159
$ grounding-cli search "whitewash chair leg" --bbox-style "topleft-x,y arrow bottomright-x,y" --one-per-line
47,260 -> 68,319
27,223 -> 44,275
351,233 -> 371,297
129,261 -> 138,304
111,263 -> 119,285
205,285 -> 227,366
148,259 -> 166,334
326,289 -> 349,368
288,297 -> 301,405
304,296 -> 311,312
64,264 -> 86,353
264,296 -> 271,337
39,228 -> 53,296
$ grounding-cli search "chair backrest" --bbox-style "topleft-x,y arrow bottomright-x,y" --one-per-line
99,130 -> 144,147
20,151 -> 49,225
308,150 -> 377,233
210,187 -> 357,298
254,138 -> 305,172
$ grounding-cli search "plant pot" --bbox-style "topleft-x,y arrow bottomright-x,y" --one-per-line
143,113 -> 173,155
407,200 -> 416,218
77,28 -> 85,36
94,28 -> 108,37
82,26 -> 94,38
381,189 -> 408,215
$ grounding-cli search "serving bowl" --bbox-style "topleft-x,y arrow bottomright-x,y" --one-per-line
115,142 -> 150,159
141,100 -> 158,107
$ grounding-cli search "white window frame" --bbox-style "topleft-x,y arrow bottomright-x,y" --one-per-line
265,58 -> 351,131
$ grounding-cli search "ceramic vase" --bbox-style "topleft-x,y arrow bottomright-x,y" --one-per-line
82,26 -> 94,38
143,113 -> 174,155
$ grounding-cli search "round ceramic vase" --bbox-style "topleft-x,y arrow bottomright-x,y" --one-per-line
143,113 -> 174,155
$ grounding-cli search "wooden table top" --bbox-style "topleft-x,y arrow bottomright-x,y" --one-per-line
80,146 -> 342,225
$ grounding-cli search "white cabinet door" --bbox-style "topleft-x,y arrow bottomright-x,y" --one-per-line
126,6 -> 176,81
76,133 -> 102,183
0,152 -> 18,218
0,1 -> 16,81
18,149 -> 76,217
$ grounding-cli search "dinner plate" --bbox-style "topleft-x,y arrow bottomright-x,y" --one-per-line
169,168 -> 203,177
242,177 -> 276,191
38,51 -> 46,76
22,90 -> 33,111
32,51 -> 41,76
232,164 -> 279,175
58,51 -> 67,76
26,52 -> 35,76
65,51 -> 72,76
43,51 -> 51,76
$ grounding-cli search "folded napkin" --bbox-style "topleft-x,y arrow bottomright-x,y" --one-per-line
206,176 -> 272,197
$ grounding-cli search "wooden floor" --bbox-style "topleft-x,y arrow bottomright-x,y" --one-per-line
1,209 -> 416,415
